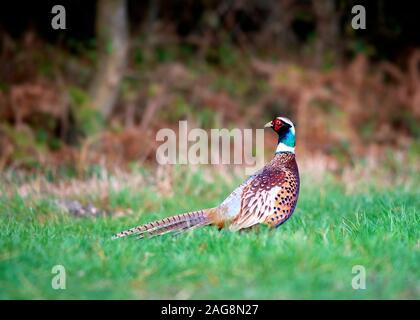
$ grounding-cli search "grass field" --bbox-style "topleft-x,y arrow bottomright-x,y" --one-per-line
0,165 -> 419,299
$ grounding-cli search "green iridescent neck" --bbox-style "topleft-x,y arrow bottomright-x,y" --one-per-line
276,130 -> 296,154
279,131 -> 295,147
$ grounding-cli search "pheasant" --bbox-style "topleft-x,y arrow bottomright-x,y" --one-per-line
112,116 -> 299,239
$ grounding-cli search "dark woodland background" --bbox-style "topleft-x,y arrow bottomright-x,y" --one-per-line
0,0 -> 419,174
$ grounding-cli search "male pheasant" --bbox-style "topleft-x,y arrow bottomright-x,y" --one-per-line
112,116 -> 299,239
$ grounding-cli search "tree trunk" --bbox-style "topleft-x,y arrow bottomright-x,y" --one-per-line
90,0 -> 128,119
267,0 -> 297,50
313,0 -> 341,68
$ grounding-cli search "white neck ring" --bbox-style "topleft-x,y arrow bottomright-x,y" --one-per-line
276,142 -> 295,154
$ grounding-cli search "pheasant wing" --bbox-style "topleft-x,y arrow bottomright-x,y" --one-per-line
229,168 -> 286,231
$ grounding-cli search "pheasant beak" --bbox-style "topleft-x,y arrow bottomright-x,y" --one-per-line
264,121 -> 273,128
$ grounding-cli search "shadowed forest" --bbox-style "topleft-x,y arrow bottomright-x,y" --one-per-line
0,0 -> 419,173
0,1 -> 419,300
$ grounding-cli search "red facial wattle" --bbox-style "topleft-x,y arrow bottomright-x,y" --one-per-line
273,119 -> 282,131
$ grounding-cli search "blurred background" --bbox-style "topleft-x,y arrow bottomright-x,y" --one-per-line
1,0 -> 419,301
0,0 -> 419,176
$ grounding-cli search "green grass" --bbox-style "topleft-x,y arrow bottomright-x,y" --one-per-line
0,169 -> 419,299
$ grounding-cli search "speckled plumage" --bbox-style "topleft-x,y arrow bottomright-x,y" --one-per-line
217,151 -> 299,231
112,116 -> 300,240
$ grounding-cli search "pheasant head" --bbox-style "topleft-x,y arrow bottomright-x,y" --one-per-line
264,117 -> 296,154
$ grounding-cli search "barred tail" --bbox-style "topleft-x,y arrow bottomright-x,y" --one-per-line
111,209 -> 213,240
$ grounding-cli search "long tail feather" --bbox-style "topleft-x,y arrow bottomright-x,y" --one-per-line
111,209 -> 212,240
